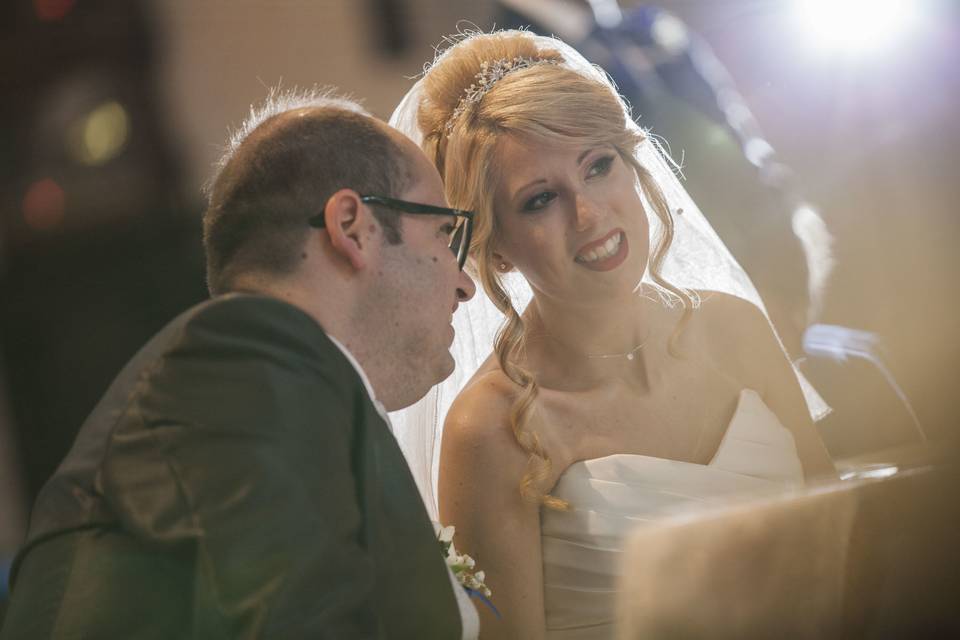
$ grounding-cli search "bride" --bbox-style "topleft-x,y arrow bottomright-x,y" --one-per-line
390,30 -> 836,638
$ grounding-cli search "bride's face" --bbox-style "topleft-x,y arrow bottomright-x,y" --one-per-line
490,136 -> 650,304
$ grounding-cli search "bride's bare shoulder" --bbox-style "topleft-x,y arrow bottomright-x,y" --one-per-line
446,368 -> 517,431
443,368 -> 526,462
688,290 -> 790,388
690,290 -> 772,344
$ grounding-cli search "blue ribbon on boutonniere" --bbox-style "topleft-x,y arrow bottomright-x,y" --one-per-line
464,586 -> 501,619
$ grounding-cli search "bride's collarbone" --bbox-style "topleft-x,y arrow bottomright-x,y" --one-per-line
536,348 -> 737,411
532,362 -> 743,466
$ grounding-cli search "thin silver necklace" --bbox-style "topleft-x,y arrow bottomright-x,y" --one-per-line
545,330 -> 651,361
587,339 -> 649,361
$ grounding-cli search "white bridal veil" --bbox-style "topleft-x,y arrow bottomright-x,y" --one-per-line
388,31 -> 828,519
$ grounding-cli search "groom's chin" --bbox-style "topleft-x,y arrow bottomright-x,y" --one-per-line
438,350 -> 456,381
385,354 -> 455,411
428,349 -> 456,385
423,351 -> 456,393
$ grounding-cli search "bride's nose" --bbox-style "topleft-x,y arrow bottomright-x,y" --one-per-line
573,193 -> 603,231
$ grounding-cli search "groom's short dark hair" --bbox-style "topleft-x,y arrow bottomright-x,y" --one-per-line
203,88 -> 413,296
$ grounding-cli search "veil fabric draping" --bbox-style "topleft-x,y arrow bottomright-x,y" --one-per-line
388,32 -> 828,520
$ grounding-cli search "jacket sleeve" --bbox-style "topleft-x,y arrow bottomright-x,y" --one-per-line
99,298 -> 387,638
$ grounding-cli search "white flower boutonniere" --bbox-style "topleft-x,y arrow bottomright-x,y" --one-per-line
436,524 -> 495,605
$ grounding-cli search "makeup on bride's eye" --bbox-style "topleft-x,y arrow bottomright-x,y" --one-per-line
586,154 -> 615,178
522,190 -> 557,212
509,175 -> 549,214
519,153 -> 615,212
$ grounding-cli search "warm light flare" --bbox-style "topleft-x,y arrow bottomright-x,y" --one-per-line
794,0 -> 918,54
23,178 -> 66,231
33,0 -> 76,21
66,101 -> 130,166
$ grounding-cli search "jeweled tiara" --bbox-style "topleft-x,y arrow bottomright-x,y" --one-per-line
444,56 -> 560,135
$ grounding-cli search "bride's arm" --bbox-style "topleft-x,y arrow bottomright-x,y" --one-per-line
744,301 -> 837,479
439,372 -> 547,640
705,293 -> 837,480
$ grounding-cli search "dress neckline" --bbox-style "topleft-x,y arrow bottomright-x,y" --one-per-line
566,388 -> 766,471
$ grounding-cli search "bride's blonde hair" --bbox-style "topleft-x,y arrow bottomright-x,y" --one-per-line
418,31 -> 694,509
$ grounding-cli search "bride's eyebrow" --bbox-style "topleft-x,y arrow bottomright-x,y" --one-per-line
511,177 -> 548,201
577,145 -> 610,165
506,147 -> 607,202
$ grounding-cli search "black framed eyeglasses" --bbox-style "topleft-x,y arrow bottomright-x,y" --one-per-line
309,194 -> 475,270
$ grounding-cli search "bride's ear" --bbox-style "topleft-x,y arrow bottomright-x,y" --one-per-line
491,251 -> 513,273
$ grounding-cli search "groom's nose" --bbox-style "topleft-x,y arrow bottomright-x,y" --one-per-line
455,269 -> 476,304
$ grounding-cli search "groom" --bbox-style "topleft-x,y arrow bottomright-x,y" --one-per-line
1,90 -> 477,638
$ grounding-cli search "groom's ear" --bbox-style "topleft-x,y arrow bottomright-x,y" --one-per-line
322,189 -> 376,271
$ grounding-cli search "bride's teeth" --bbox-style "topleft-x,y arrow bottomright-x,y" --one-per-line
578,232 -> 622,263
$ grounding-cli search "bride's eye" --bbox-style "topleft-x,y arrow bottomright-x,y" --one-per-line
586,155 -> 615,178
523,191 -> 556,212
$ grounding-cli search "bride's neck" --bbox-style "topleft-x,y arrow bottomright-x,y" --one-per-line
523,291 -> 661,387
531,291 -> 650,347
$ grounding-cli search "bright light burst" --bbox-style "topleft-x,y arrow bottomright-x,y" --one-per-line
794,0 -> 918,54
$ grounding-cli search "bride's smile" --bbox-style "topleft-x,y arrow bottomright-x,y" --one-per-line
574,229 -> 628,271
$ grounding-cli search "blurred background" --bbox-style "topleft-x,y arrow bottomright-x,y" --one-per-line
1,0 -> 958,604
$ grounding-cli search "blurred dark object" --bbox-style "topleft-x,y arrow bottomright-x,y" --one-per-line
367,0 -> 411,55
0,0 -> 205,515
0,1 -> 187,249
1,219 -> 206,501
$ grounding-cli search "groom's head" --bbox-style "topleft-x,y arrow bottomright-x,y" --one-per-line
203,90 -> 411,295
202,88 -> 474,410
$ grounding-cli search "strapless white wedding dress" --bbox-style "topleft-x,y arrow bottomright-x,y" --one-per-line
541,389 -> 805,639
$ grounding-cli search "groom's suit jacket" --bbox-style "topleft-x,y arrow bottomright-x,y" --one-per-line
2,294 -> 463,639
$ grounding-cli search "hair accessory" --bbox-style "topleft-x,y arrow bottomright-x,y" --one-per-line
444,56 -> 560,135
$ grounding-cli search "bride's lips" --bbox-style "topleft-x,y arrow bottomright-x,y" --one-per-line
575,229 -> 629,272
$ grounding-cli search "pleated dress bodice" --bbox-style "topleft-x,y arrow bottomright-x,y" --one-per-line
540,389 -> 805,639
